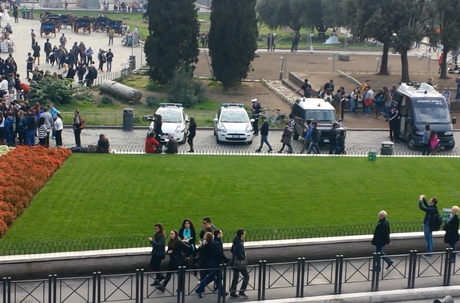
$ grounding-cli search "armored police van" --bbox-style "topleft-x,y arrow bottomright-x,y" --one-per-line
393,83 -> 456,150
291,98 -> 345,145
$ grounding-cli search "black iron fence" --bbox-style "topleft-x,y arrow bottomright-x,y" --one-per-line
1,249 -> 458,303
65,143 -> 460,156
0,222 -> 423,256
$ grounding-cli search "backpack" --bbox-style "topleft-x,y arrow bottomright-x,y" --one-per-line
429,211 -> 442,231
79,116 -> 85,129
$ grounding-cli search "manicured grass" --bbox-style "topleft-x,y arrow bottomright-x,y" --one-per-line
1,155 -> 459,244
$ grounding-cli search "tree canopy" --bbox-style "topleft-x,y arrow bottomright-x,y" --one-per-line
144,0 -> 200,85
209,0 -> 258,90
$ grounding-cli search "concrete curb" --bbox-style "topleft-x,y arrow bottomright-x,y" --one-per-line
245,286 -> 460,303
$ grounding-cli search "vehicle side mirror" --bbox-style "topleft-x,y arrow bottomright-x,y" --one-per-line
453,117 -> 457,124
185,120 -> 189,123
250,119 -> 255,123
213,118 -> 218,122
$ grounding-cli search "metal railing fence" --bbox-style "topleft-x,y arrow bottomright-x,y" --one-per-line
1,249 -> 459,303
0,222 -> 422,256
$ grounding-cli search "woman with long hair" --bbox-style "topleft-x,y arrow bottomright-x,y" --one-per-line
187,117 -> 196,153
54,113 -> 63,147
156,229 -> 190,292
148,223 -> 166,286
444,206 -> 460,262
179,219 -> 197,270
97,134 -> 110,153
429,130 -> 439,155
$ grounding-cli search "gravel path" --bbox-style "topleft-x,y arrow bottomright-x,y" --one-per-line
7,15 -> 144,81
57,128 -> 460,155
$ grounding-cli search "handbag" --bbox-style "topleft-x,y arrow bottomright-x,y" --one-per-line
233,258 -> 247,270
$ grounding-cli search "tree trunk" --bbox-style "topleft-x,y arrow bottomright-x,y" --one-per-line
400,51 -> 411,83
378,39 -> 390,75
440,48 -> 450,79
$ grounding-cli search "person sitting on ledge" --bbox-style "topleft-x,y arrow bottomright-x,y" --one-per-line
145,132 -> 159,154
97,134 -> 110,153
166,133 -> 178,154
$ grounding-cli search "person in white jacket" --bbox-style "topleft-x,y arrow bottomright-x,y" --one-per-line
54,113 -> 64,147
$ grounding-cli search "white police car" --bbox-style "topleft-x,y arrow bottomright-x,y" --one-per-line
213,103 -> 254,144
148,103 -> 189,144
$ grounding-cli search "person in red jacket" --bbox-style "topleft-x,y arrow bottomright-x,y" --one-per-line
145,132 -> 159,153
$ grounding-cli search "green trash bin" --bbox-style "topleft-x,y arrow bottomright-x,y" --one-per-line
368,150 -> 377,161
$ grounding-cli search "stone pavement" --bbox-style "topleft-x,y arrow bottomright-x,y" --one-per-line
3,13 -> 144,81
5,253 -> 460,303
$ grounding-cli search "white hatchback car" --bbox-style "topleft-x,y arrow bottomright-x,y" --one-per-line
213,104 -> 254,144
148,103 -> 189,144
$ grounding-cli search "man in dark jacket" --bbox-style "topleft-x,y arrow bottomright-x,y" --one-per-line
371,210 -> 393,271
255,116 -> 273,153
229,229 -> 249,298
251,98 -> 261,136
419,194 -> 439,256
328,123 -> 338,154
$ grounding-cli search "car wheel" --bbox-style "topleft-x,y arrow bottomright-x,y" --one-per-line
408,138 -> 415,150
181,132 -> 187,144
247,139 -> 252,145
214,128 -> 216,136
293,131 -> 299,141
216,136 -> 221,144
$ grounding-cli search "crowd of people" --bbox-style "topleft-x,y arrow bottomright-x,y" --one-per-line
148,217 -> 249,299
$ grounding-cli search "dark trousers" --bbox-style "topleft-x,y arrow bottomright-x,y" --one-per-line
45,52 -> 50,63
422,143 -> 430,155
5,131 -> 14,146
230,268 -> 249,294
389,124 -> 399,142
187,135 -> 194,152
162,261 -> 182,290
55,130 -> 63,147
45,131 -> 50,147
252,119 -> 259,135
74,129 -> 81,147
150,255 -> 164,281
279,143 -> 292,153
257,135 -> 272,151
196,269 -> 223,295
98,61 -> 104,71
39,137 -> 46,146
18,130 -> 25,144
25,129 -> 35,146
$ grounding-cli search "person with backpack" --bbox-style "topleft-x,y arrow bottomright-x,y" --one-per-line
73,110 -> 85,147
419,194 -> 441,257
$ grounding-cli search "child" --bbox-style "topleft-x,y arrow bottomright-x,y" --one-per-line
429,130 -> 439,155
37,117 -> 48,147
278,123 -> 293,154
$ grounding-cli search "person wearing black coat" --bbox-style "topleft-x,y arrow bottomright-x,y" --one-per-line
371,211 -> 393,270
328,123 -> 339,154
229,229 -> 249,298
419,194 -> 439,256
148,223 -> 166,286
195,232 -> 229,297
443,206 -> 460,262
156,230 -> 190,293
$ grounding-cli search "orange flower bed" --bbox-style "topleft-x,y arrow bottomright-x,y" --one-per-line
0,146 -> 72,237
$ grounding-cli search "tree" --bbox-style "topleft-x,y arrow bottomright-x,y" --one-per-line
144,0 -> 200,85
256,0 -> 302,31
390,0 -> 428,83
209,0 -> 258,90
426,0 -> 460,79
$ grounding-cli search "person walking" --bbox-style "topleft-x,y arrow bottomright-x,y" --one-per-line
32,42 -> 41,65
300,119 -> 312,154
295,79 -> 312,98
44,39 -> 52,64
187,117 -> 196,153
13,5 -> 18,23
73,110 -> 84,147
54,113 -> 63,147
60,34 -> 67,48
371,210 -> 393,271
106,49 -> 114,72
443,206 -> 459,262
255,116 -> 273,153
278,123 -> 293,153
26,52 -> 34,79
328,123 -> 338,154
251,98 -> 261,136
229,229 -> 249,299
148,223 -> 166,286
30,29 -> 36,49
419,194 -> 439,257
156,230 -> 190,293
307,121 -> 321,154
108,28 -> 115,45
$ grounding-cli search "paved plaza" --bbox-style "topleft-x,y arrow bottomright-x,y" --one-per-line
3,13 -> 144,81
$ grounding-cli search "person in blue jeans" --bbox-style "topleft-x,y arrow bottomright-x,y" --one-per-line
307,121 -> 320,154
24,109 -> 37,146
255,116 -> 273,153
419,194 -> 439,257
371,210 -> 393,271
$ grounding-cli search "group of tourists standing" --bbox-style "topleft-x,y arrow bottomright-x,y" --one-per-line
148,217 -> 249,299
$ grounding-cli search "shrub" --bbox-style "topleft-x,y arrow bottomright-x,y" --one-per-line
29,78 -> 92,105
100,94 -> 114,105
167,67 -> 206,107
146,94 -> 161,108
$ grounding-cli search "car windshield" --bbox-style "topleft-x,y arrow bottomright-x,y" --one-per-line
159,111 -> 182,123
412,99 -> 451,124
304,110 -> 336,121
221,111 -> 249,123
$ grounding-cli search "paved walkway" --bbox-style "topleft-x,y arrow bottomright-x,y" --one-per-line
3,13 -> 144,81
5,253 -> 460,302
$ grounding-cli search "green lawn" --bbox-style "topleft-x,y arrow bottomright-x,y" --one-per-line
1,156 -> 458,248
